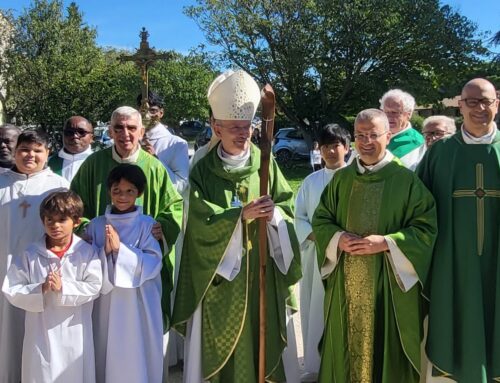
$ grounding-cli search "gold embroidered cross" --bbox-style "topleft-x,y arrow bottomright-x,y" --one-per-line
452,163 -> 500,255
19,200 -> 31,218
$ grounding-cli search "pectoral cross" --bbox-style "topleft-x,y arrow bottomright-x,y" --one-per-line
118,27 -> 172,120
452,163 -> 500,255
19,200 -> 31,218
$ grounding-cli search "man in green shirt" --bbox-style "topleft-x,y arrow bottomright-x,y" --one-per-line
173,70 -> 301,383
418,78 -> 500,382
313,108 -> 437,383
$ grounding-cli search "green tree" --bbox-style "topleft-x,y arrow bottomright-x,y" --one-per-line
149,50 -> 216,127
186,0 -> 487,132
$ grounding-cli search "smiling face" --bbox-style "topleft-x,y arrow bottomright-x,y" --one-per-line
43,214 -> 78,247
63,117 -> 93,154
109,114 -> 144,158
14,142 -> 49,174
459,79 -> 499,137
213,119 -> 252,155
354,117 -> 391,165
109,178 -> 140,214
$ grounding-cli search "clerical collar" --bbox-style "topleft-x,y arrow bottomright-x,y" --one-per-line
461,123 -> 497,145
390,123 -> 413,139
217,144 -> 251,169
356,151 -> 394,174
111,145 -> 140,164
58,146 -> 92,161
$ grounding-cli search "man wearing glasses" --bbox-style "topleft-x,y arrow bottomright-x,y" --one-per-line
380,89 -> 426,170
421,115 -> 457,147
48,116 -> 94,182
418,78 -> 500,382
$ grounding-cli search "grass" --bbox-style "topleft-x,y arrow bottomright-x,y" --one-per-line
278,160 -> 312,195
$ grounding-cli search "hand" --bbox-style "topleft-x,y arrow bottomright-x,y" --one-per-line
141,138 -> 155,156
339,233 -> 388,255
151,222 -> 163,241
242,195 -> 274,221
105,224 -> 120,255
42,277 -> 51,294
307,232 -> 316,241
49,270 -> 62,292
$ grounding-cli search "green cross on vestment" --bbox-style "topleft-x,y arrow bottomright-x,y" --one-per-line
452,163 -> 500,256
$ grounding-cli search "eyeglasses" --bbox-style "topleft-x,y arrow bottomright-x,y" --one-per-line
63,128 -> 92,138
383,110 -> 405,117
422,130 -> 448,138
354,131 -> 388,142
460,98 -> 497,108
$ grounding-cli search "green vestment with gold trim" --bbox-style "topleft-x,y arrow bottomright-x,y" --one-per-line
417,131 -> 500,382
70,147 -> 183,328
172,143 -> 301,382
313,158 -> 437,383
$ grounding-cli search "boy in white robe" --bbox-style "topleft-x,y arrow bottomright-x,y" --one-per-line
0,130 -> 69,383
294,124 -> 350,381
86,163 -> 163,383
3,190 -> 102,383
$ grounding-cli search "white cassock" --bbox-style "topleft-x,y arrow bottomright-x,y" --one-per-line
2,235 -> 102,383
294,167 -> 342,379
146,123 -> 189,196
183,208 -> 301,383
86,206 -> 163,383
0,168 -> 69,383
54,147 -> 93,182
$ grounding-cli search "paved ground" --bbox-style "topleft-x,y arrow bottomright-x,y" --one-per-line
167,285 -> 305,382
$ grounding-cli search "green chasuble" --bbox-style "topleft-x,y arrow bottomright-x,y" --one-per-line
312,157 -> 437,383
70,147 -> 183,328
172,143 -> 301,382
417,131 -> 500,382
47,155 -> 63,175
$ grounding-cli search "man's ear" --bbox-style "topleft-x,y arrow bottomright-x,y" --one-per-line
213,124 -> 223,138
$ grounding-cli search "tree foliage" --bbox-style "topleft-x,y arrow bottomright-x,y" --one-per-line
186,0 -> 487,131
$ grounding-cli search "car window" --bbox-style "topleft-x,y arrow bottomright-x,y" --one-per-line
286,130 -> 303,139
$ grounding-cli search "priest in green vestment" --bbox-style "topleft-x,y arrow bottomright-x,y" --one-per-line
417,78 -> 500,383
70,106 -> 183,328
380,89 -> 426,170
313,108 -> 437,383
172,70 -> 302,383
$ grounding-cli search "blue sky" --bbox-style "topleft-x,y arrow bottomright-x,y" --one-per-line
1,0 -> 498,54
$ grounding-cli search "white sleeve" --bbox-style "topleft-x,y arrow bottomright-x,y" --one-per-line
2,251 -> 44,312
59,250 -> 103,306
384,236 -> 419,292
294,183 -> 313,246
216,216 -> 244,281
161,140 -> 190,195
266,208 -> 294,274
111,233 -> 163,288
320,231 -> 344,278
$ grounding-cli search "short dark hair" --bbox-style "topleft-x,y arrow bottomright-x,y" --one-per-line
16,129 -> 50,149
107,164 -> 147,195
318,124 -> 351,147
40,190 -> 84,222
136,91 -> 164,109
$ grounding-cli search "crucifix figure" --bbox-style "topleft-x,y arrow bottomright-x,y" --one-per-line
19,200 -> 31,218
452,163 -> 500,256
118,27 -> 172,121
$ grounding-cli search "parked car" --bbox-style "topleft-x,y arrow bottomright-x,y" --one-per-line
272,127 -> 309,164
179,120 -> 207,140
194,126 -> 212,150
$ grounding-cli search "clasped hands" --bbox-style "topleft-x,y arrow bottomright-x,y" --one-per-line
42,270 -> 62,293
242,195 -> 274,221
338,233 -> 388,255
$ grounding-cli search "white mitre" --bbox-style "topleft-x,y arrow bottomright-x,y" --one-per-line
207,69 -> 261,121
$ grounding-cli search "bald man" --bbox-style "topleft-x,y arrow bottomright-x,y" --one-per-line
48,116 -> 94,182
0,124 -> 21,173
417,78 -> 500,382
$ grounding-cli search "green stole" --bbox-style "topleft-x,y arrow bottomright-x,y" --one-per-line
47,155 -> 63,176
173,143 -> 301,382
417,131 -> 500,382
388,127 -> 424,159
313,158 -> 437,383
